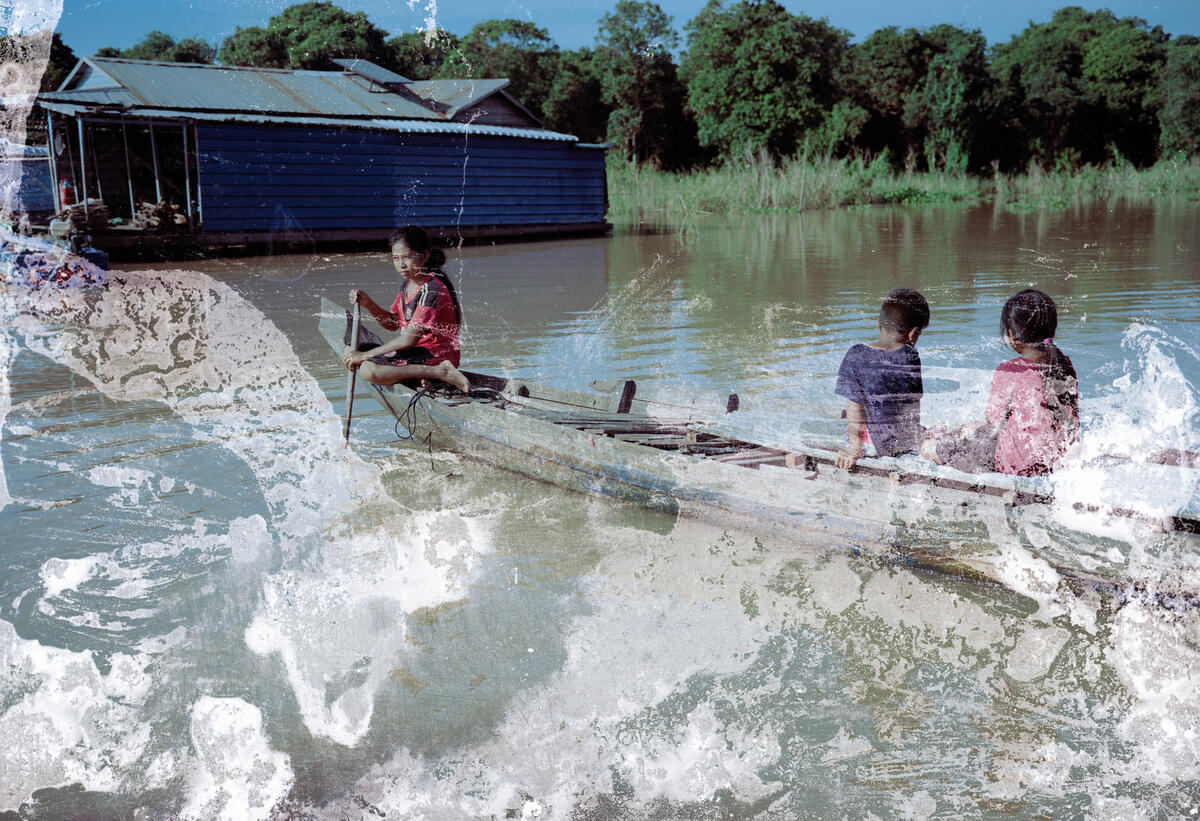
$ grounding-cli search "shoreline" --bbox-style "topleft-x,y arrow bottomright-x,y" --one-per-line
606,155 -> 1200,221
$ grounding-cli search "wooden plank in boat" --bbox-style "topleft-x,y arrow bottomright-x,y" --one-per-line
714,447 -> 789,465
610,433 -> 690,446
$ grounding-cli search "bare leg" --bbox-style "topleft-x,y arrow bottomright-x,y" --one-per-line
358,361 -> 470,393
431,361 -> 470,393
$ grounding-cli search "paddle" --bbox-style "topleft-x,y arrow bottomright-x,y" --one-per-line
343,301 -> 362,443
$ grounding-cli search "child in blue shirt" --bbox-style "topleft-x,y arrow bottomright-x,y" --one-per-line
835,288 -> 930,469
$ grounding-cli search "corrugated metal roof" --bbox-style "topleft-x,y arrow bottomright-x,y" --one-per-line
59,58 -> 445,120
331,58 -> 409,85
40,87 -> 139,107
407,79 -> 509,118
37,100 -> 578,141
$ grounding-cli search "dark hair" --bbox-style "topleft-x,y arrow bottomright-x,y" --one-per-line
389,225 -> 446,270
1001,289 -> 1079,440
389,225 -> 460,327
878,287 -> 930,334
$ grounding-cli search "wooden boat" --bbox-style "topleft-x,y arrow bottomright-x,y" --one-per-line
320,298 -> 1200,598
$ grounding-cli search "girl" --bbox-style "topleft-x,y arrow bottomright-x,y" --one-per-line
985,288 -> 1080,475
343,226 -> 470,393
923,289 -> 1079,475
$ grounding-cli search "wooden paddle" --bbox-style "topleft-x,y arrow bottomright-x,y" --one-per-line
343,301 -> 362,443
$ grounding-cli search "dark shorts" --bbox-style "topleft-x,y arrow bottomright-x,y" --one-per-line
357,343 -> 434,368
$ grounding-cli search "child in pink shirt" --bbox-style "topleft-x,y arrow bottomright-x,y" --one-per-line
924,289 -> 1079,475
985,289 -> 1079,475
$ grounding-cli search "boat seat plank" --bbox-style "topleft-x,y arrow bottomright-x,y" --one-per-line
714,447 -> 790,465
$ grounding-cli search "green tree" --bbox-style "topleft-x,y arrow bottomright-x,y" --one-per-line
902,26 -> 991,172
168,37 -> 218,64
385,29 -> 459,80
438,19 -> 558,116
809,100 -> 869,159
219,26 -> 287,68
1157,35 -> 1200,156
1082,23 -> 1165,165
542,48 -> 610,142
988,7 -> 1165,168
595,0 -> 694,166
843,26 -> 928,163
118,30 -> 216,63
990,7 -> 1109,168
41,32 -> 78,90
217,2 -> 390,70
681,0 -> 850,160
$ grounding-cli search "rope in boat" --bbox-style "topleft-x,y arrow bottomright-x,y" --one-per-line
393,383 -> 503,475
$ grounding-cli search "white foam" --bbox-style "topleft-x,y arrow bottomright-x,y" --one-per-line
40,555 -> 101,597
34,516 -> 272,631
0,618 -> 152,811
86,465 -> 156,489
181,696 -> 294,821
1004,625 -> 1070,683
324,521 -> 795,816
1110,604 -> 1200,783
1084,323 -> 1198,459
245,509 -> 492,746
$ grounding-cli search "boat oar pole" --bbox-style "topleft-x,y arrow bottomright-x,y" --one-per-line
343,301 -> 362,444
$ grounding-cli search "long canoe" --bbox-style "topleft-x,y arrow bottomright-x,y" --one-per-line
320,298 -> 1200,600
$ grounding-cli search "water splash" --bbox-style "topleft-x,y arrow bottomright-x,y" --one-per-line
1087,323 -> 1200,459
182,697 -> 294,820
0,271 -> 491,811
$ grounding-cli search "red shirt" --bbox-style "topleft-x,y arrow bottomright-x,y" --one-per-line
389,274 -> 460,366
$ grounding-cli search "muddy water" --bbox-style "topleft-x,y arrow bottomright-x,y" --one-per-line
1,199 -> 1198,819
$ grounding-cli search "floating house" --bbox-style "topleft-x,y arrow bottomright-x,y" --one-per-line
35,57 -> 609,255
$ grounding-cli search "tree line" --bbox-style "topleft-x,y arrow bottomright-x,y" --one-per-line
40,1 -> 1200,173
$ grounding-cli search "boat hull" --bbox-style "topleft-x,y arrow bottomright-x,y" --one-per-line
319,298 -> 1199,600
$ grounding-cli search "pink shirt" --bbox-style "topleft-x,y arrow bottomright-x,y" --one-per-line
986,357 -> 1078,475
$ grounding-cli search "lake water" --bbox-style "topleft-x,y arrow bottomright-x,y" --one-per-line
2,199 -> 1199,819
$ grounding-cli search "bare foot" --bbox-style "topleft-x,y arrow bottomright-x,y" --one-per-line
435,362 -> 471,393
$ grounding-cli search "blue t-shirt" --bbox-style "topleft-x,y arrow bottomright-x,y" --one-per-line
835,343 -> 923,456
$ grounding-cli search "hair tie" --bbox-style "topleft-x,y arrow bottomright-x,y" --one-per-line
1041,337 -> 1054,346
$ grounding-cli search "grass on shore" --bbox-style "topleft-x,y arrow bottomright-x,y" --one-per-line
607,152 -> 1200,220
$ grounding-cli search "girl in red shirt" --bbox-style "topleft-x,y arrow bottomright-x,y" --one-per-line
343,226 -> 470,392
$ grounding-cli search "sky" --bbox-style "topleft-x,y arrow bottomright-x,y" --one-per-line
50,0 -> 1200,59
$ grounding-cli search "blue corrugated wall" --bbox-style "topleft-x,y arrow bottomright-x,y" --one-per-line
195,124 -> 606,232
4,158 -> 55,215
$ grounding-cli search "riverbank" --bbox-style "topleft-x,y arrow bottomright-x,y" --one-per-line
607,154 -> 1200,219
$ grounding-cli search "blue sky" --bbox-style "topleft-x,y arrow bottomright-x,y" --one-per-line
54,0 -> 1200,59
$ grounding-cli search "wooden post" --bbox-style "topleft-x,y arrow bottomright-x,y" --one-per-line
46,111 -> 60,212
190,122 -> 203,229
149,123 -> 162,202
182,122 -> 194,226
122,120 -> 135,218
87,119 -> 103,203
67,116 -> 79,196
76,118 -> 88,221
617,380 -> 636,414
